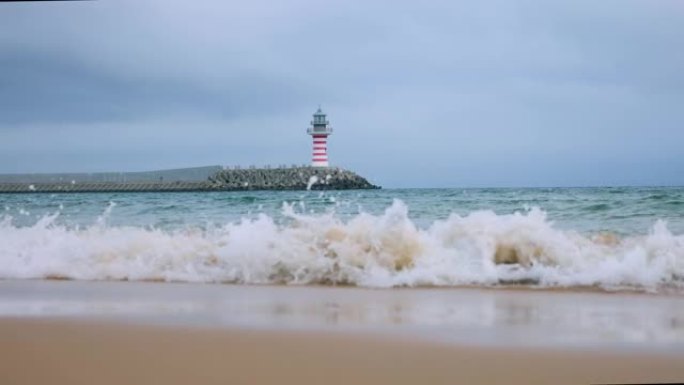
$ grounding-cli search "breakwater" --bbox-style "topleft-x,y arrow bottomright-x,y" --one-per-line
0,166 -> 379,193
0,166 -> 223,184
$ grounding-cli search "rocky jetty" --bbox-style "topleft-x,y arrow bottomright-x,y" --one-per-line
0,181 -> 218,194
210,167 -> 377,190
0,166 -> 379,193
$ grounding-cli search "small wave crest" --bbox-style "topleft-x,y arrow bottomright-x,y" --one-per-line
582,203 -> 611,212
0,200 -> 682,291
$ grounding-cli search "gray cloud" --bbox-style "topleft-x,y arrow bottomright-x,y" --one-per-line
0,0 -> 682,186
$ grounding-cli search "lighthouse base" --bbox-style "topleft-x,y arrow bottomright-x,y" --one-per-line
311,160 -> 329,168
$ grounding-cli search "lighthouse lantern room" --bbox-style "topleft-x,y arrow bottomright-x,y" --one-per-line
307,107 -> 333,167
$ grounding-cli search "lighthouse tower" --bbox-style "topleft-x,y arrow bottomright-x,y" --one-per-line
307,107 -> 333,167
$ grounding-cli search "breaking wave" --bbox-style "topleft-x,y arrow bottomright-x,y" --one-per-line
0,200 -> 682,292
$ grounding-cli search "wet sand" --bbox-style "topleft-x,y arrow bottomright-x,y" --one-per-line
0,280 -> 683,384
1,318 -> 683,385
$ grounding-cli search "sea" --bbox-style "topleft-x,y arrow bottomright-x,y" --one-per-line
1,187 -> 683,292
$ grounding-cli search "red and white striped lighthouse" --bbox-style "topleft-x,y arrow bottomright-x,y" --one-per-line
307,107 -> 333,167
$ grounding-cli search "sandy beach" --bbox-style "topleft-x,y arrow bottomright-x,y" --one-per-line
0,280 -> 682,384
2,0 -> 683,382
1,318 -> 683,385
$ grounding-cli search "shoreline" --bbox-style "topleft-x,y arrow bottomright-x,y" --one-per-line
1,280 -> 683,384
1,317 -> 683,385
9,277 -> 683,297
1,280 -> 683,350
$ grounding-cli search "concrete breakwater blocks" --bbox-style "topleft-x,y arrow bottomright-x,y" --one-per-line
210,167 -> 378,191
0,167 -> 380,193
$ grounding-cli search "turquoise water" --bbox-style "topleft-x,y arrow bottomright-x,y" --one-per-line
2,187 -> 683,235
1,187 -> 683,290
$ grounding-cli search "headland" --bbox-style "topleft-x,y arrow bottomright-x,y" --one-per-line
0,165 -> 379,193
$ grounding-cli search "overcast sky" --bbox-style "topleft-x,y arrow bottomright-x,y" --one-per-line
0,0 -> 682,187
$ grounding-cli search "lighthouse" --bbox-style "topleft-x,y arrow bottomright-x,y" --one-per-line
307,106 -> 333,167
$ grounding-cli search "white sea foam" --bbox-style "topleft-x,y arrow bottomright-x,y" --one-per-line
0,200 -> 682,291
306,175 -> 319,190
